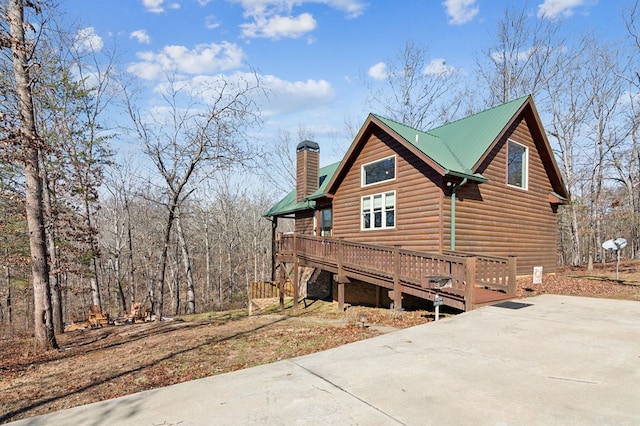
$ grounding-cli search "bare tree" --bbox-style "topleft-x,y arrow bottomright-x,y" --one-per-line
99,163 -> 141,315
542,37 -> 591,266
366,39 -> 464,129
619,0 -> 640,257
262,126 -> 315,193
125,73 -> 262,319
579,41 -> 627,267
477,4 -> 562,106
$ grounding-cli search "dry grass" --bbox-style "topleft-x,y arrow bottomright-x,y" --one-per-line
2,259 -> 640,424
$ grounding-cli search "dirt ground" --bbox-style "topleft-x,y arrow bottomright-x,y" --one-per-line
1,260 -> 639,424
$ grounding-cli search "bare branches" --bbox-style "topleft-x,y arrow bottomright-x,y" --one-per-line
365,39 -> 464,130
124,70 -> 263,319
477,4 -> 563,106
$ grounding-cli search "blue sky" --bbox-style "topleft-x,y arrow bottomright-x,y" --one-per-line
64,0 -> 631,167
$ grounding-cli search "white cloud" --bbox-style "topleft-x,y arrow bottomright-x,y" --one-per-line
205,15 -> 221,29
230,0 -> 367,40
620,90 -> 640,108
127,42 -> 245,80
537,0 -> 587,19
142,0 -> 180,13
75,27 -> 104,52
143,0 -> 164,13
490,45 -> 551,64
319,0 -> 367,18
442,0 -> 479,25
241,12 -> 317,39
231,0 -> 367,19
153,72 -> 335,117
258,74 -> 335,116
130,29 -> 151,44
516,46 -> 538,61
424,59 -> 456,76
368,62 -> 388,80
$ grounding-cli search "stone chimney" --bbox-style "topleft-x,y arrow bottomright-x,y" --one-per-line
296,140 -> 320,202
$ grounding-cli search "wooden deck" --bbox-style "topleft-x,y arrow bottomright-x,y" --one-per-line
275,234 -> 516,312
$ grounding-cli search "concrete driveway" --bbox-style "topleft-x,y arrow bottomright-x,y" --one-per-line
9,294 -> 640,425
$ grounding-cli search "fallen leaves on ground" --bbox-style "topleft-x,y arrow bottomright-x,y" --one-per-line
0,307 -> 428,424
1,260 -> 639,424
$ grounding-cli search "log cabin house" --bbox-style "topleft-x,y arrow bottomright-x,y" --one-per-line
265,95 -> 569,312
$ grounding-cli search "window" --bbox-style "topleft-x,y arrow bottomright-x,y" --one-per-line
362,156 -> 395,187
362,191 -> 395,230
507,140 -> 528,189
320,208 -> 332,236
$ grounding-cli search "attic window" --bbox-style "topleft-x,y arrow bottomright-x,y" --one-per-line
362,156 -> 396,187
507,140 -> 528,189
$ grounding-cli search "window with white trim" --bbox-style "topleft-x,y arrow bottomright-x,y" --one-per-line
362,156 -> 396,187
362,191 -> 395,230
507,140 -> 528,189
320,208 -> 332,236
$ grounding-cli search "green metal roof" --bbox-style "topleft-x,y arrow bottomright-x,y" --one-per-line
375,95 -> 529,180
263,161 -> 340,217
306,161 -> 340,200
265,96 -> 532,217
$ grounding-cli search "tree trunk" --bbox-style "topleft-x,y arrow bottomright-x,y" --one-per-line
218,237 -> 223,309
176,212 -> 196,314
8,0 -> 58,350
89,277 -> 101,308
83,193 -> 102,310
204,216 -> 211,312
113,256 -> 127,315
40,150 -> 63,334
569,204 -> 581,266
156,205 -> 176,321
6,267 -> 11,327
125,193 -> 136,308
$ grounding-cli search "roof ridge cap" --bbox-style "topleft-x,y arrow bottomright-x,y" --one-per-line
372,113 -> 439,138
430,95 -> 530,132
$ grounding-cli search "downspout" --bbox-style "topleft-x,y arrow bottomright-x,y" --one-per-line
270,216 -> 278,282
450,178 -> 468,251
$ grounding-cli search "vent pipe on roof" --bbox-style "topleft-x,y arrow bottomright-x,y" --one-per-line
296,140 -> 320,202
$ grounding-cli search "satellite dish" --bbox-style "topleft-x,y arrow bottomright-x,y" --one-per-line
602,238 -> 627,251
602,237 -> 627,280
614,238 -> 628,249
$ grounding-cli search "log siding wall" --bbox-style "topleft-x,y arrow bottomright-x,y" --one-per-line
295,211 -> 314,235
444,116 -> 558,274
332,129 -> 443,252
290,108 -> 562,276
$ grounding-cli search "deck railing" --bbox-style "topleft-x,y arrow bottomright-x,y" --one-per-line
276,233 -> 516,308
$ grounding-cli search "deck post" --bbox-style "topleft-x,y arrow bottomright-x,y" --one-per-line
464,256 -> 477,311
393,245 -> 402,311
507,255 -> 517,295
271,218 -> 278,281
293,234 -> 299,309
278,261 -> 285,311
337,238 -> 345,312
